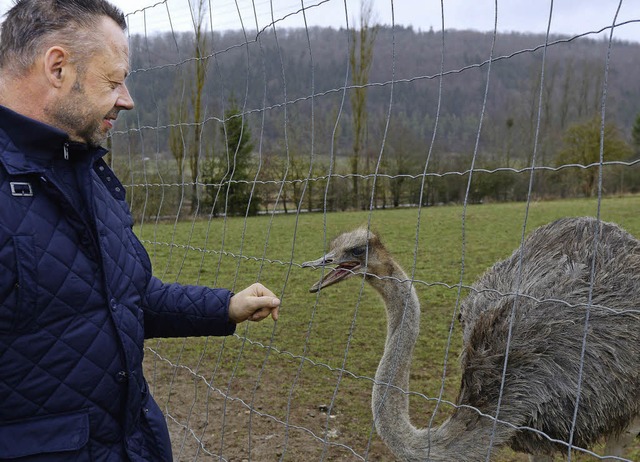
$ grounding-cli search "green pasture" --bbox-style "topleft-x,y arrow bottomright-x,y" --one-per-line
139,195 -> 640,461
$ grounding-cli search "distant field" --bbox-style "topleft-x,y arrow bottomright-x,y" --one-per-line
139,195 -> 640,461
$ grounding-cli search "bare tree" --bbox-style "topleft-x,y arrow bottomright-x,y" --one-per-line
189,0 -> 208,214
168,90 -> 187,180
349,0 -> 378,210
556,117 -> 633,196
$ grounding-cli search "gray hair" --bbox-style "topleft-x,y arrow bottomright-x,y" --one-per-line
0,0 -> 127,75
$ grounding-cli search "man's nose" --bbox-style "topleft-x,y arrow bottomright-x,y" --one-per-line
117,83 -> 134,110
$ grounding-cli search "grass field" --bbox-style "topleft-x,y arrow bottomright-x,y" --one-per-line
139,195 -> 640,461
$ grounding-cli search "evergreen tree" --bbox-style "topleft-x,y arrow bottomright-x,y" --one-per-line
632,113 -> 640,155
203,101 -> 259,216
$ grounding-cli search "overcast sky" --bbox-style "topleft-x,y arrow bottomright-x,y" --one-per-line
0,0 -> 638,42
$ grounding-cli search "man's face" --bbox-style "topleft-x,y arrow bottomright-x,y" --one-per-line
46,17 -> 134,147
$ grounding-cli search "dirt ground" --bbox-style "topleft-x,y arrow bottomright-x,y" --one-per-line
142,350 -> 638,462
145,357 -> 395,461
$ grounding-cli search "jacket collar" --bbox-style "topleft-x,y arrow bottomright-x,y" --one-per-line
0,104 -> 107,173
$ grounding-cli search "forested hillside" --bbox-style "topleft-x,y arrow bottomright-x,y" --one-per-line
111,26 -> 640,216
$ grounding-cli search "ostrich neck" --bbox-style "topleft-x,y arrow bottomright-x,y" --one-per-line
369,263 -> 496,461
369,263 -> 427,459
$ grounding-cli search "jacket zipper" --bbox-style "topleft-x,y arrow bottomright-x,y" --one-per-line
63,142 -> 69,160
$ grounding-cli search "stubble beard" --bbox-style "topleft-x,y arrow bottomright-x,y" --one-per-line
45,79 -> 110,148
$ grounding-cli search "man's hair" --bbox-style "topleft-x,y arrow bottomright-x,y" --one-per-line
0,0 -> 127,74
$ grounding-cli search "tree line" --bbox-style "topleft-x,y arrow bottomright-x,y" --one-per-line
110,21 -> 640,220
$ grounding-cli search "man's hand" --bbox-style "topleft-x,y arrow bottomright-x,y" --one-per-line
228,283 -> 280,323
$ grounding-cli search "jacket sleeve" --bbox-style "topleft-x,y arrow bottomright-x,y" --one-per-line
142,276 -> 236,339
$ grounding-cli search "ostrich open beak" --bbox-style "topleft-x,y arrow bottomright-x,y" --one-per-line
302,252 -> 361,293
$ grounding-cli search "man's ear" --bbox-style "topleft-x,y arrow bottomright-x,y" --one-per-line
43,46 -> 71,88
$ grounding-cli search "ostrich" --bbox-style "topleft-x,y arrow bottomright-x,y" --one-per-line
302,217 -> 640,461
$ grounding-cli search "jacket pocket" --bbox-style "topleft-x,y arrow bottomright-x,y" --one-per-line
0,233 -> 37,334
0,410 -> 90,460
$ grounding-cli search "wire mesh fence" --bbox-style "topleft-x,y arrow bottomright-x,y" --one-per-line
106,0 -> 640,460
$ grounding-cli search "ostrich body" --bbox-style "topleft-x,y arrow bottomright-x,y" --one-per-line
302,217 -> 640,461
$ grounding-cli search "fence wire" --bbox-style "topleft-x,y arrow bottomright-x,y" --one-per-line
104,0 -> 640,460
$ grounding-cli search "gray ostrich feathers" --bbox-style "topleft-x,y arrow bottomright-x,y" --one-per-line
302,217 -> 639,461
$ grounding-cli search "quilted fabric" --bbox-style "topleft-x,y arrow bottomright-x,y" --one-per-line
0,105 -> 236,461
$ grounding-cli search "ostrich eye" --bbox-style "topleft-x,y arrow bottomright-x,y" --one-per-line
350,246 -> 367,257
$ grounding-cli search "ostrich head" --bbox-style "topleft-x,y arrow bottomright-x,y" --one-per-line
302,227 -> 395,293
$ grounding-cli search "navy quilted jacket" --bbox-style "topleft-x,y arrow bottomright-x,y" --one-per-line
0,105 -> 236,461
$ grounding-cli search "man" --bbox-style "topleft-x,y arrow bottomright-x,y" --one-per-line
0,0 -> 280,460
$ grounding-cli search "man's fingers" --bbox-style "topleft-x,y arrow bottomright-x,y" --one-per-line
252,282 -> 278,299
229,283 -> 281,323
252,295 -> 280,310
248,306 -> 277,322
